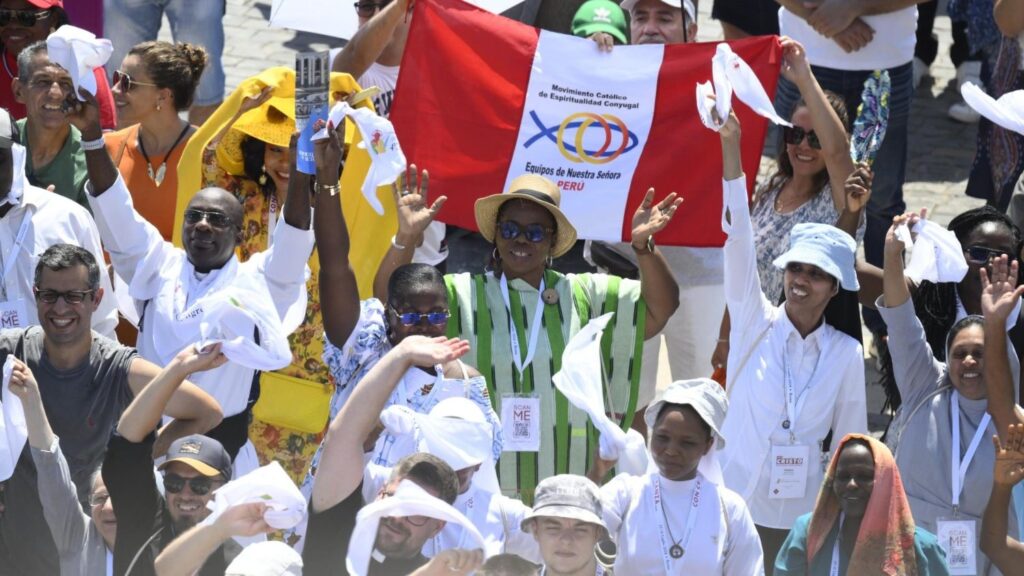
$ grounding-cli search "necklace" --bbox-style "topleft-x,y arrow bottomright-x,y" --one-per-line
137,123 -> 191,186
1,47 -> 13,80
659,499 -> 686,558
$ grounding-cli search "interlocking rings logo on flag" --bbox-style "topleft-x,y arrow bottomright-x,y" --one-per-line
525,110 -> 639,165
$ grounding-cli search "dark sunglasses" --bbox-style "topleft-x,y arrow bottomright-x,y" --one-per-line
389,305 -> 450,327
499,221 -> 552,243
33,287 -> 95,305
111,70 -> 159,93
964,245 -> 1013,264
782,126 -> 822,150
163,474 -> 219,496
0,8 -> 49,27
380,488 -> 429,526
353,0 -> 392,17
184,208 -> 233,228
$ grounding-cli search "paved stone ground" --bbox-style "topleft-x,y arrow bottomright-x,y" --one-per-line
158,1 -> 985,433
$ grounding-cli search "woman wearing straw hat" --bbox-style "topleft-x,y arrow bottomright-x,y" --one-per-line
375,168 -> 682,501
595,379 -> 764,575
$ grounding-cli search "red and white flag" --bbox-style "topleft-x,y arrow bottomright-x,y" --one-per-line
391,0 -> 781,247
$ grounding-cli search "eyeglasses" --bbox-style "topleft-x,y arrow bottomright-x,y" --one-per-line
163,474 -> 220,496
89,493 -> 109,507
353,0 -> 392,18
184,208 -> 233,228
389,305 -> 450,327
380,488 -> 430,526
0,8 -> 50,28
499,221 -> 553,243
33,288 -> 96,305
111,70 -> 159,93
782,126 -> 822,150
964,245 -> 1013,264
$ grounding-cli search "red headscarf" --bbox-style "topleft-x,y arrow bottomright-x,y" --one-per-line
806,434 -> 919,575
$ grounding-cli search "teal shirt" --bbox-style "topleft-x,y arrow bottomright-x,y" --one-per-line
775,513 -> 950,575
17,119 -> 89,210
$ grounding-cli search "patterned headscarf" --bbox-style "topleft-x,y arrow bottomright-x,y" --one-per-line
806,434 -> 918,576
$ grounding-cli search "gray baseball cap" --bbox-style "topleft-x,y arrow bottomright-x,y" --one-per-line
521,475 -> 607,532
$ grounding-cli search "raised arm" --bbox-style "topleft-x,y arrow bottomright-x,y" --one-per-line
982,423 -> 1024,572
780,37 -> 855,214
313,119 -> 361,346
154,502 -> 271,576
630,189 -> 682,339
118,344 -> 227,443
311,336 -> 469,512
981,256 -> 1024,434
331,0 -> 412,77
372,165 -> 446,303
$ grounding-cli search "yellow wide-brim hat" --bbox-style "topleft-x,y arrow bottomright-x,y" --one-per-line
474,174 -> 578,258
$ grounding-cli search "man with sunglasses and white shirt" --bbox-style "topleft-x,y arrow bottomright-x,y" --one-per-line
75,84 -> 315,464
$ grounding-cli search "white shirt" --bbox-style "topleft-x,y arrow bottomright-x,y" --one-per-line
779,7 -> 917,71
601,471 -> 763,575
87,175 -> 314,416
363,464 -> 540,562
0,185 -> 117,338
719,176 -> 867,529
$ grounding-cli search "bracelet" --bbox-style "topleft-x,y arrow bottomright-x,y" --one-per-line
717,338 -> 728,343
317,183 -> 340,197
391,235 -> 408,250
80,135 -> 105,151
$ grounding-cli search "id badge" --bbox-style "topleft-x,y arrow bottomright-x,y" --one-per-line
936,517 -> 977,575
500,394 -> 540,452
768,444 -> 810,500
0,299 -> 28,329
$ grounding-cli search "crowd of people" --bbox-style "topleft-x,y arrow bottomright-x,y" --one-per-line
1,0 -> 1024,575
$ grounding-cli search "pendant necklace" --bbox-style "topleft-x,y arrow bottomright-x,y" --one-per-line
658,493 -> 686,558
138,123 -> 191,186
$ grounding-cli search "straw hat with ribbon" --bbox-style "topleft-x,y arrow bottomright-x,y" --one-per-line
473,174 -> 578,258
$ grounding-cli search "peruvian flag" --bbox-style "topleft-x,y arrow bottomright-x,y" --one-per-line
391,0 -> 781,247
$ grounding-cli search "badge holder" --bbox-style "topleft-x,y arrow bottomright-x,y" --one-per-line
500,393 -> 541,452
769,426 -> 810,500
936,507 -> 977,576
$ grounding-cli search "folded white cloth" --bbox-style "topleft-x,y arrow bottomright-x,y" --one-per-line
314,101 -> 406,215
0,356 -> 26,482
203,461 -> 307,531
1,144 -> 27,208
697,43 -> 792,132
962,82 -> 1024,136
45,25 -> 112,100
904,219 -> 969,284
196,290 -> 293,372
552,313 -> 650,477
347,480 -> 484,576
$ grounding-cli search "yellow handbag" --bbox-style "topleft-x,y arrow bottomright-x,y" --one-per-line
252,372 -> 333,434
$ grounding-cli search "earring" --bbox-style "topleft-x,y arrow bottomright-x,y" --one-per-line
258,166 -> 269,187
492,247 -> 500,262
545,255 -> 554,268
156,102 -> 162,112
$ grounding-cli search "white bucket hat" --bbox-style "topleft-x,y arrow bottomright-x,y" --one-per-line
644,378 -> 728,449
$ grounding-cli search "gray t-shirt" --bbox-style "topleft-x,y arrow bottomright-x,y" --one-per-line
0,327 -> 135,503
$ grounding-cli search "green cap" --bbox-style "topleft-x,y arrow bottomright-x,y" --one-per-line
572,0 -> 628,45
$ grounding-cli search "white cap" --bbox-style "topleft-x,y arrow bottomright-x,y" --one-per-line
225,541 -> 302,576
620,0 -> 696,23
644,378 -> 728,449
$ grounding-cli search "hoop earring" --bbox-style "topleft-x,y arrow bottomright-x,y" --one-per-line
545,255 -> 554,268
258,166 -> 269,187
492,247 -> 500,262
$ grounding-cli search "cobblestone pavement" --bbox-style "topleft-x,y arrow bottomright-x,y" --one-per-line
159,1 -> 986,433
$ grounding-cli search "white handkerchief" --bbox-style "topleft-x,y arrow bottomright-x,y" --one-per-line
1,143 -> 27,208
696,43 -> 792,132
202,461 -> 307,531
0,356 -> 26,482
347,480 -> 484,576
962,82 -> 1024,136
894,222 -> 914,249
313,102 -> 406,215
197,291 -> 292,372
45,26 -> 112,101
905,219 -> 969,284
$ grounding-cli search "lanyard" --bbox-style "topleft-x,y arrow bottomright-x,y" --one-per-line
1,207 -> 33,301
653,475 -> 702,572
829,512 -> 845,576
267,193 -> 279,248
499,274 -> 546,376
782,341 -> 814,443
951,390 -> 992,512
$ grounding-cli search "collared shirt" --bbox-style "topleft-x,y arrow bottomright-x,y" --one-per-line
718,176 -> 867,529
0,185 -> 117,338
87,175 -> 314,417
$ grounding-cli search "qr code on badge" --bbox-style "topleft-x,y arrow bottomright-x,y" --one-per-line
950,553 -> 967,566
514,422 -> 529,438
